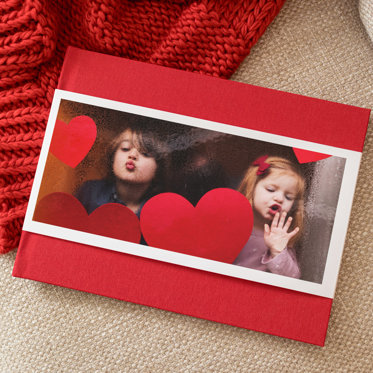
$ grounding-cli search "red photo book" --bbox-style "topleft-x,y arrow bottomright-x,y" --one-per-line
13,47 -> 370,346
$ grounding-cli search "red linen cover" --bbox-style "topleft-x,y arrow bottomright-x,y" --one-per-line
13,47 -> 370,346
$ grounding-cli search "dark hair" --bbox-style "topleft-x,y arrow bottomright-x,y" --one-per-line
174,151 -> 228,205
106,120 -> 170,200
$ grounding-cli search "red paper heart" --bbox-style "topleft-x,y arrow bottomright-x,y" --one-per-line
140,188 -> 253,263
33,192 -> 141,243
49,116 -> 97,168
293,148 -> 331,164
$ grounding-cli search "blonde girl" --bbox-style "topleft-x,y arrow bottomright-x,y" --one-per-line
234,156 -> 305,278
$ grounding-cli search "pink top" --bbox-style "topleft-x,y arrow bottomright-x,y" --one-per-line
233,229 -> 301,278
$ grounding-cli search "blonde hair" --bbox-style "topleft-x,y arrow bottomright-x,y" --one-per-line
239,156 -> 305,246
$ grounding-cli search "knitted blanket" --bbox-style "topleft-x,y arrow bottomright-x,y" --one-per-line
0,0 -> 284,254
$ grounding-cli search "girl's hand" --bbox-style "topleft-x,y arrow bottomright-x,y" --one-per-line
264,211 -> 299,258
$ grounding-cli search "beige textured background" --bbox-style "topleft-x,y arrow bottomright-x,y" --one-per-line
1,0 -> 372,371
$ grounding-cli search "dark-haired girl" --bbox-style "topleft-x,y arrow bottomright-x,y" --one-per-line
76,125 -> 168,218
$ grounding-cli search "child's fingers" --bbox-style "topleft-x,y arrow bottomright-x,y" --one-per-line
288,226 -> 299,238
279,211 -> 287,228
284,216 -> 293,232
271,212 -> 280,228
264,224 -> 270,234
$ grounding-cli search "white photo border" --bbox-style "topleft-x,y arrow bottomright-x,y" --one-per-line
23,89 -> 362,298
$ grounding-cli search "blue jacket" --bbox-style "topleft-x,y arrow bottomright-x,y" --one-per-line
75,179 -> 148,245
75,179 -> 146,218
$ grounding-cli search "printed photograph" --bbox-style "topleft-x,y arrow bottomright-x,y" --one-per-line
32,98 -> 346,285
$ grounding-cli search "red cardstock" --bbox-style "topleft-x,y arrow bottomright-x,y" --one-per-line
34,192 -> 141,243
293,148 -> 331,164
140,189 -> 253,263
13,47 -> 370,346
50,116 -> 97,168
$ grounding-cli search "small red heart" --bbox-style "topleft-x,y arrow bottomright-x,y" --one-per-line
49,116 -> 97,168
140,189 -> 253,263
33,193 -> 141,243
293,148 -> 331,164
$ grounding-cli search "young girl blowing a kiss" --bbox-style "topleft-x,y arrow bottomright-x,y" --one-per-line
234,156 -> 304,278
76,122 -> 168,218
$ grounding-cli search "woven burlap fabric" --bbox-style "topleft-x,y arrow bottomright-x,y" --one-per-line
360,0 -> 373,41
1,0 -> 372,371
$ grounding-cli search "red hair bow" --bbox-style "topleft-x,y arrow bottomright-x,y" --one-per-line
253,155 -> 270,175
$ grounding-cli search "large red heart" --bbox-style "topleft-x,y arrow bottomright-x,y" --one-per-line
33,192 -> 141,243
140,188 -> 253,263
293,148 -> 331,164
49,116 -> 97,168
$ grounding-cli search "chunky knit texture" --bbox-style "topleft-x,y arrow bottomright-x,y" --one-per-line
0,0 -> 284,254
